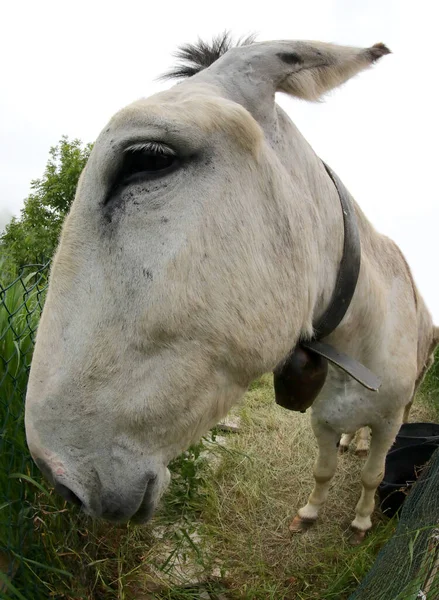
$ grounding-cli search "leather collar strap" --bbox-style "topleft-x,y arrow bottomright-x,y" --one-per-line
302,161 -> 381,392
301,339 -> 381,391
312,162 -> 361,338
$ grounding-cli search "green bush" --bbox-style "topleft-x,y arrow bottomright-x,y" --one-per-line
0,137 -> 92,272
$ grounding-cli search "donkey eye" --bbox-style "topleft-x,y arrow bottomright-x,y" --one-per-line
118,142 -> 179,185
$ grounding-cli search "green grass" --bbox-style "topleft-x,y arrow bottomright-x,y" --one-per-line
174,375 -> 390,600
110,374 -> 438,600
132,374 -> 438,600
418,346 -> 439,422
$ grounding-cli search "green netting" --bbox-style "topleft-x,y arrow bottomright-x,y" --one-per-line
349,446 -> 439,600
0,263 -> 49,599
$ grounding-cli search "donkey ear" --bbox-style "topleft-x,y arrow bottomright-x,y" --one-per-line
202,40 -> 390,103
275,41 -> 391,101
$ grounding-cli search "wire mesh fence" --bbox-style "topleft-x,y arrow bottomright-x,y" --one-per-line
0,263 -> 50,599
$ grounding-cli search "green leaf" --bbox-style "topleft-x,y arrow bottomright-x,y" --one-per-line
8,473 -> 52,499
0,570 -> 28,600
18,556 -> 73,578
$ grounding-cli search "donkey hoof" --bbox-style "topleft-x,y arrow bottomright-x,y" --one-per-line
289,515 -> 316,534
348,527 -> 367,545
355,448 -> 369,458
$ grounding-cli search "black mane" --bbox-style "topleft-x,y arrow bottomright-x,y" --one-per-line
159,32 -> 256,81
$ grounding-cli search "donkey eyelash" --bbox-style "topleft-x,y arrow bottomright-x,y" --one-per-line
124,142 -> 176,156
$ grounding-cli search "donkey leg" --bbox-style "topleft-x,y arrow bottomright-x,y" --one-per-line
354,427 -> 370,458
339,432 -> 355,453
290,423 -> 340,532
350,418 -> 402,544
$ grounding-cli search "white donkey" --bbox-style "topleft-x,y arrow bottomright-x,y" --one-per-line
25,35 -> 438,543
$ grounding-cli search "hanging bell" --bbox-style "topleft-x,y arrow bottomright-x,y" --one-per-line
273,345 -> 328,413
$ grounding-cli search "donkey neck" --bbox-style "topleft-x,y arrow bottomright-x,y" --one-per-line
273,104 -> 347,336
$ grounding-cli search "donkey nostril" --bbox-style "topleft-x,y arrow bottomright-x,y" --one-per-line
54,482 -> 83,507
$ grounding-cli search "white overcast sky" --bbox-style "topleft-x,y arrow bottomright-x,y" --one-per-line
1,0 -> 438,320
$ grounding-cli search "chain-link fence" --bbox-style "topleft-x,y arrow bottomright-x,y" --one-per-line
0,263 -> 49,599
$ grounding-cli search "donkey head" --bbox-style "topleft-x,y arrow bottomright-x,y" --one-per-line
25,35 -> 390,522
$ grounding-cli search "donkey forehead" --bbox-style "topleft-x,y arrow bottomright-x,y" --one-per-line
105,84 -> 263,155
